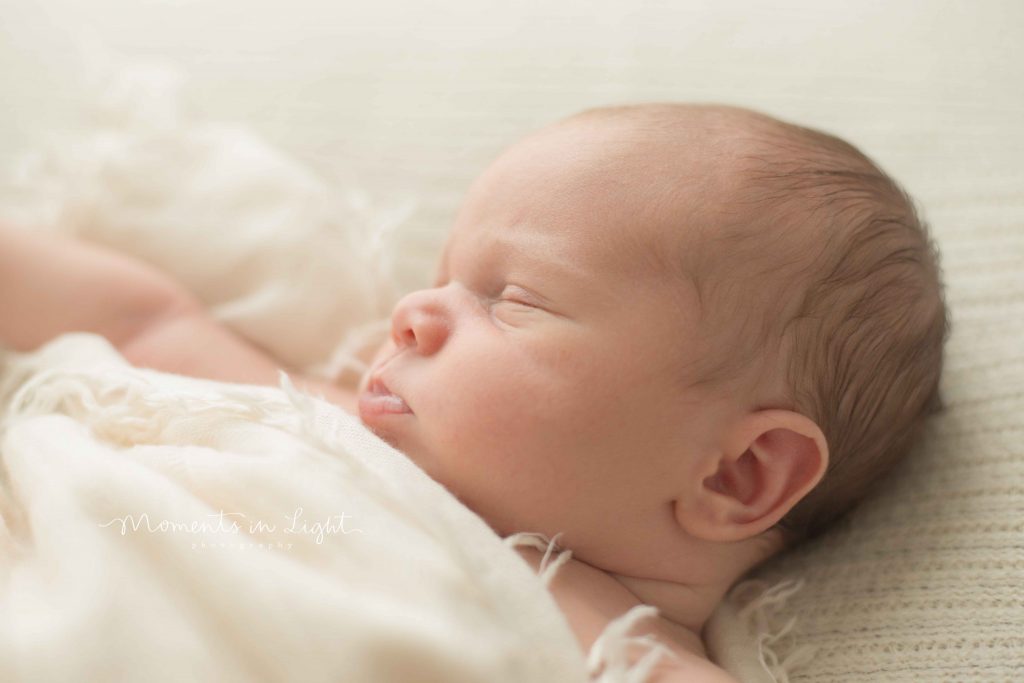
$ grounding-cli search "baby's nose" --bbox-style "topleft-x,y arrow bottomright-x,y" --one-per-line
390,289 -> 449,356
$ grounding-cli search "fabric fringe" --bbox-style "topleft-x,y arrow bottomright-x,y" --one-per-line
587,605 -> 679,683
503,532 -> 679,683
728,578 -> 818,682
503,531 -> 574,587
0,347 -> 297,455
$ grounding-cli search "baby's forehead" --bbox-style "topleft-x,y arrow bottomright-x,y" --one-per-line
446,106 -> 847,327
460,116 -> 754,261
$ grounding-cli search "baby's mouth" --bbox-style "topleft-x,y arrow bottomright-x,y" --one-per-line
359,375 -> 412,416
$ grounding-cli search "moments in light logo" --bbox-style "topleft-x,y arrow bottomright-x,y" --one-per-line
98,507 -> 366,550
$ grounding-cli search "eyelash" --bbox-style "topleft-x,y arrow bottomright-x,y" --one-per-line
497,284 -> 541,308
491,299 -> 532,315
496,291 -> 532,306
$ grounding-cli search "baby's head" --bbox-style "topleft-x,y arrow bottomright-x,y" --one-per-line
358,103 -> 948,584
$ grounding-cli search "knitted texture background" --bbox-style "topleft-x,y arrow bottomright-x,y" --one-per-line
738,163 -> 1024,680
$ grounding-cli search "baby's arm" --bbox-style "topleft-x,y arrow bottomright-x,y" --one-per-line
0,223 -> 195,352
119,300 -> 359,413
0,223 -> 357,412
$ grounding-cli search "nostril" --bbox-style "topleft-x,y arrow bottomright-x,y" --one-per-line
397,326 -> 416,348
392,308 -> 424,350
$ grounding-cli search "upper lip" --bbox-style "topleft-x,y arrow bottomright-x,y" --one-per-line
367,370 -> 405,400
365,354 -> 399,393
368,374 -> 393,396
366,372 -> 413,414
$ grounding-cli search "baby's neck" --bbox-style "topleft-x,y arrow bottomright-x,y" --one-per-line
514,533 -> 782,678
608,568 -> 726,649
514,546 -> 719,666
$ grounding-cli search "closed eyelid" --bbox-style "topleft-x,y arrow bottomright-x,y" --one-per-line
507,286 -> 567,316
500,284 -> 541,304
431,261 -> 564,316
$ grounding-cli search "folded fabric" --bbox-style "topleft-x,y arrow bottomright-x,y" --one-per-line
1,333 -> 598,683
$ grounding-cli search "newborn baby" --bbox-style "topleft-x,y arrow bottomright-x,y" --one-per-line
0,103 -> 949,682
349,104 -> 949,678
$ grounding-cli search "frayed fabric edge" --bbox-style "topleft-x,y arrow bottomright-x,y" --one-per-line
586,604 -> 680,683
715,578 -> 818,683
1,354 -> 298,451
503,531 -> 574,587
503,532 -> 679,683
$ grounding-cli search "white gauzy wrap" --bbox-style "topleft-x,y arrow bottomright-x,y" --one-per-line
0,333 -> 598,682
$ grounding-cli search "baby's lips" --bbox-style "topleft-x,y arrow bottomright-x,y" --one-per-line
359,374 -> 413,416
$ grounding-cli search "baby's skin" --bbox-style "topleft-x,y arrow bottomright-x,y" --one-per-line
2,105 -> 834,682
350,109 -> 832,681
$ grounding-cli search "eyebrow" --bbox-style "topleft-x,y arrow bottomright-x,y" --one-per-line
494,228 -> 592,281
510,250 -> 591,289
441,227 -> 592,286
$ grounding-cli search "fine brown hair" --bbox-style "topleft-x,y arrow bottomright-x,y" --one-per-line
568,103 -> 951,546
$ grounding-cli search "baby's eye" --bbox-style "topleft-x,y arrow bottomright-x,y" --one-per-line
489,286 -> 544,325
491,297 -> 533,312
497,295 -> 532,308
490,301 -> 536,329
495,285 -> 540,309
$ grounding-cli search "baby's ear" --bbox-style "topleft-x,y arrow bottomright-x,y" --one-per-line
675,410 -> 828,543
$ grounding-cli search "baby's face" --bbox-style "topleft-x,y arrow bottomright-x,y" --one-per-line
357,120 -> 739,563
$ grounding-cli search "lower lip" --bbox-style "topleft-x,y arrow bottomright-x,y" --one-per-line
358,391 -> 412,419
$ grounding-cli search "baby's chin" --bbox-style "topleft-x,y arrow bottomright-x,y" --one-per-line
360,417 -> 401,448
360,418 -> 434,472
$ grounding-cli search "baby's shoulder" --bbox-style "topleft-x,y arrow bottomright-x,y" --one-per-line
644,654 -> 741,683
513,546 -> 739,682
610,624 -> 740,683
